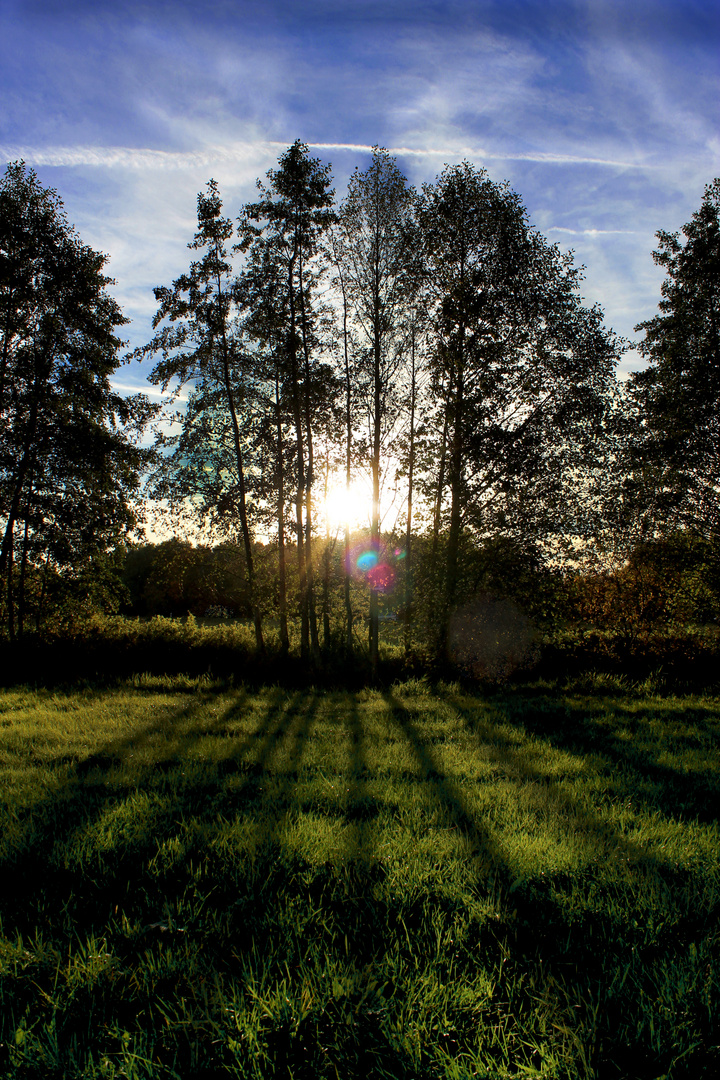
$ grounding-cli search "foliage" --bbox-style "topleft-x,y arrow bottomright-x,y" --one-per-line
568,532 -> 720,641
122,540 -> 254,618
416,162 -> 623,642
631,177 -> 720,535
142,179 -> 265,650
0,162 -> 153,639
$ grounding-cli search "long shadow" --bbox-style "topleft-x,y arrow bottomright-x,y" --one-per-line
340,690 -> 377,863
380,689 -> 711,943
434,689 -> 703,877
0,685 -> 297,934
236,687 -> 321,849
0,686 -> 442,1080
475,688 -> 720,824
382,690 -> 508,882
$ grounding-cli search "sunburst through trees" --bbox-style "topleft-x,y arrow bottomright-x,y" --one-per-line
135,143 -> 624,672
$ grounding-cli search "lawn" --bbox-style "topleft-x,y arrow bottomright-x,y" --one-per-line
0,674 -> 718,1078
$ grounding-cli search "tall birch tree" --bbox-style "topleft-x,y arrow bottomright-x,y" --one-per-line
335,148 -> 415,678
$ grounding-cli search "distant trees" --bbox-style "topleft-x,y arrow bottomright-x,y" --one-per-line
631,178 -> 720,536
0,162 -> 152,638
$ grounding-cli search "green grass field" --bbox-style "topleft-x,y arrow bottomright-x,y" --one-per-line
0,674 -> 718,1078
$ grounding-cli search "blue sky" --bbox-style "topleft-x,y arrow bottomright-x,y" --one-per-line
2,0 -> 718,395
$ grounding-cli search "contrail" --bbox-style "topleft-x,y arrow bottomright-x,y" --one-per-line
2,141 -> 653,171
547,226 -> 639,235
307,143 -> 651,169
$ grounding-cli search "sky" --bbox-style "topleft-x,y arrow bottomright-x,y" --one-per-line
1,0 -> 719,399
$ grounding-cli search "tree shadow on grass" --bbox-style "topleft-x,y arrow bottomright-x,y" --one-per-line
381,688 -> 720,1079
0,685 -> 303,931
1,684 -> 718,1079
474,687 -> 720,824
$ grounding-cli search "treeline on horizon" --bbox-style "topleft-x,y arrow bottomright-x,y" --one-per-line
1,148 -> 719,684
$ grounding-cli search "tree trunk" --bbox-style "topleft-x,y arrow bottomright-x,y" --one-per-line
216,267 -> 264,654
274,366 -> 289,654
370,246 -> 382,681
287,254 -> 309,658
444,361 -> 464,640
0,368 -> 43,593
339,270 -> 354,658
298,248 -> 321,664
431,378 -> 451,594
322,461 -> 332,650
17,476 -> 33,639
6,522 -> 15,642
404,324 -> 416,655
443,241 -> 467,653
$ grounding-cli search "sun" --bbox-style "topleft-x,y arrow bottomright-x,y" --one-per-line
320,479 -> 372,533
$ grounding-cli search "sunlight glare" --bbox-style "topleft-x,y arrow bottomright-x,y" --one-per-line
321,479 -> 372,532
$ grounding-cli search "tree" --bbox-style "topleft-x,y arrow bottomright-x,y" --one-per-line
238,141 -> 336,663
418,162 -> 621,650
0,162 -> 152,637
334,148 -> 416,678
631,178 -> 720,536
143,179 -> 265,651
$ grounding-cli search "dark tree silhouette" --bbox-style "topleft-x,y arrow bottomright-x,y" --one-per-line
142,180 -> 265,652
0,162 -> 151,637
418,162 -> 621,649
631,178 -> 720,536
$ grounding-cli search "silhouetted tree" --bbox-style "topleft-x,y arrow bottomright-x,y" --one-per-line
142,180 -> 265,651
418,162 -> 621,650
238,141 -> 336,663
631,178 -> 720,536
334,148 -> 416,678
0,162 -> 152,638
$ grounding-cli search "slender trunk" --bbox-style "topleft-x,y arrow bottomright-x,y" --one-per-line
445,360 -> 464,631
298,248 -> 320,663
370,242 -> 382,681
431,379 -> 451,581
322,459 -> 332,650
443,241 -> 467,652
0,380 -> 43,589
274,365 -> 289,654
18,477 -> 33,639
342,285 -> 354,657
404,324 -> 416,655
36,549 -> 51,633
6,523 -> 14,642
288,253 -> 309,658
215,265 -> 264,653
0,294 -> 15,419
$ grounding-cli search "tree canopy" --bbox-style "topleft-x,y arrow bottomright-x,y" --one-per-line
631,178 -> 720,536
0,162 -> 152,637
6,151 -> 718,670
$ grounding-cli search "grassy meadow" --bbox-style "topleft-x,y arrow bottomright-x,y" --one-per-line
0,674 -> 718,1078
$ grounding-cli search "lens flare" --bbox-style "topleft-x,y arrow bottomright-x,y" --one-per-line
346,541 -> 398,592
356,550 -> 378,572
368,563 -> 395,592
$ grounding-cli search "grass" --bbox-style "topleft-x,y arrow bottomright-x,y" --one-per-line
0,673 -> 717,1078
